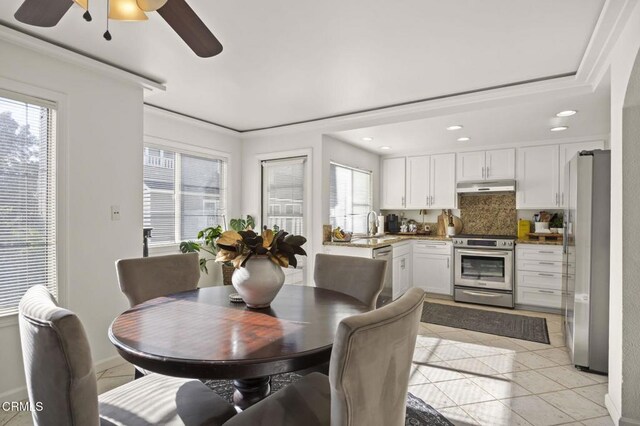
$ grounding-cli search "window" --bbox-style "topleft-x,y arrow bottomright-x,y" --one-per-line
262,157 -> 306,285
143,146 -> 227,245
0,93 -> 57,317
330,162 -> 372,234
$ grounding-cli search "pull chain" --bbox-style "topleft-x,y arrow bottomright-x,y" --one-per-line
103,0 -> 112,40
82,0 -> 92,21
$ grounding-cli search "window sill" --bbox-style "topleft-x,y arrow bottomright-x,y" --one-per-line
148,243 -> 182,256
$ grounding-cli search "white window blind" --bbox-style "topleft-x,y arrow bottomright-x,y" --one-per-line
143,147 -> 226,245
330,162 -> 372,234
262,157 -> 306,285
0,93 -> 57,317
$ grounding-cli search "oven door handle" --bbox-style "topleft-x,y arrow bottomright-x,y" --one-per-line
461,290 -> 503,298
455,249 -> 512,256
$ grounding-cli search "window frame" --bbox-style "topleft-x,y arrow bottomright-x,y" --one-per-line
0,82 -> 67,327
329,161 -> 373,236
144,136 -> 229,255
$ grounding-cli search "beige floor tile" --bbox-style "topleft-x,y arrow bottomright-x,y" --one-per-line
431,344 -> 474,361
502,395 -> 574,426
408,383 -> 457,409
416,360 -> 468,383
470,375 -> 531,400
416,334 -> 452,348
3,411 -> 33,426
100,362 -> 135,379
538,389 -> 609,421
438,331 -> 481,344
461,400 -> 532,426
500,371 -> 565,394
577,370 -> 608,384
423,323 -> 464,334
546,321 -> 563,333
455,342 -> 503,358
481,338 -> 530,353
0,410 -> 18,425
413,346 -> 442,363
573,383 -> 608,407
513,352 -> 558,369
97,375 -> 133,394
476,354 -> 530,374
435,379 -> 495,406
514,339 -> 555,351
440,406 -> 481,426
408,365 -> 430,385
548,332 -> 566,347
461,330 -> 505,343
581,415 -> 615,426
444,358 -> 501,378
533,348 -> 572,366
536,366 -> 599,388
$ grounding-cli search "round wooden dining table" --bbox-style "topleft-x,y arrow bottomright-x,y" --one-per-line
109,285 -> 368,410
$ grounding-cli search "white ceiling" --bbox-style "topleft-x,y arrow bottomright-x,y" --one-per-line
0,0 -> 605,131
330,81 -> 611,155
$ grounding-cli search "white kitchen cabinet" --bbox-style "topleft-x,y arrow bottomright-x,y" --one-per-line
516,145 -> 560,209
485,148 -> 516,180
516,244 -> 563,310
381,157 -> 406,209
457,149 -> 515,182
412,241 -> 452,295
405,156 -> 430,209
429,153 -> 456,209
382,154 -> 456,209
558,141 -> 605,207
393,243 -> 412,299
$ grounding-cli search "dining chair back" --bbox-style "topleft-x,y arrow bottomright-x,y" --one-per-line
115,252 -> 200,306
19,285 -> 101,426
314,253 -> 386,310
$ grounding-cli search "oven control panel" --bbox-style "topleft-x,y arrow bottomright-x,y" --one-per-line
453,238 -> 514,248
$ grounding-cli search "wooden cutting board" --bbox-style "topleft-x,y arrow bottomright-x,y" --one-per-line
436,211 -> 447,236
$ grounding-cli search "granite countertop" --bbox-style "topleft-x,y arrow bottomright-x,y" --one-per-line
323,234 -> 451,248
516,239 -> 563,246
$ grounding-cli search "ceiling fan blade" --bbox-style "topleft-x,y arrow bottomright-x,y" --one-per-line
14,0 -> 74,27
157,0 -> 223,58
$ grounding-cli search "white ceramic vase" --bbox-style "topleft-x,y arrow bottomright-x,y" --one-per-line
231,255 -> 285,309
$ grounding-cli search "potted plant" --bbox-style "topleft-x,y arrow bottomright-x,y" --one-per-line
179,225 -> 224,274
549,213 -> 564,234
215,228 -> 307,308
229,215 -> 255,232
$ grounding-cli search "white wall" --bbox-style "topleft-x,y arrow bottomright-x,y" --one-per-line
605,3 -> 640,424
0,38 -> 144,401
143,106 -> 242,286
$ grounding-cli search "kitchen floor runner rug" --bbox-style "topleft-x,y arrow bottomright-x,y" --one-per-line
422,302 -> 550,344
203,372 -> 453,425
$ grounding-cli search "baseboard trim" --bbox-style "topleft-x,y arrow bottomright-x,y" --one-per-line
605,393 -> 621,424
621,416 -> 640,426
0,355 -> 126,403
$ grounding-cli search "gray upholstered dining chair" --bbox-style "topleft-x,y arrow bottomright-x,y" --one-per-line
314,253 -> 387,310
18,285 -> 237,426
224,287 -> 425,426
115,252 -> 200,307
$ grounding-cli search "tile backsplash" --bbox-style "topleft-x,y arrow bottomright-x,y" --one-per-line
459,193 -> 517,236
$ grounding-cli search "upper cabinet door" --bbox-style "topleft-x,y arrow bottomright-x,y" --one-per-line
405,156 -> 430,209
456,151 -> 486,182
486,148 -> 515,180
430,153 -> 456,209
558,141 -> 605,208
381,157 -> 406,209
516,145 -> 560,209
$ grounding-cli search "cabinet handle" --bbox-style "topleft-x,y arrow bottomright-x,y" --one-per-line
486,166 -> 490,178
430,195 -> 434,205
402,196 -> 405,207
538,273 -> 555,277
538,250 -> 555,254
556,192 -> 559,206
447,258 -> 450,269
482,166 -> 485,179
561,193 -> 564,206
539,262 -> 555,265
538,289 -> 555,294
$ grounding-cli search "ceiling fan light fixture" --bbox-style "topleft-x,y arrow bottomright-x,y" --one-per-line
136,0 -> 168,11
109,0 -> 148,21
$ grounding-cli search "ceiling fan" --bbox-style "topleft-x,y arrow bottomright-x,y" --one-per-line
13,0 -> 223,57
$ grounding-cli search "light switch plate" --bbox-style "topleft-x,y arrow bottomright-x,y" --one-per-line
111,205 -> 121,221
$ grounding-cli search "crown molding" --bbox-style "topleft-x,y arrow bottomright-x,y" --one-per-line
144,104 -> 241,137
0,23 -> 165,92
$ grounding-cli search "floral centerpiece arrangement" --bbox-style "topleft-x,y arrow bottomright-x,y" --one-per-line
216,227 -> 307,308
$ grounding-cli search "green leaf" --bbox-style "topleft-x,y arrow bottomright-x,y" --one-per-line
179,241 -> 201,253
284,235 -> 306,247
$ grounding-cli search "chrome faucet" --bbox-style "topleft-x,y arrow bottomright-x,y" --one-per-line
367,211 -> 378,236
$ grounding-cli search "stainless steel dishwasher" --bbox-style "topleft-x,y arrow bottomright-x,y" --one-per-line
373,245 -> 393,307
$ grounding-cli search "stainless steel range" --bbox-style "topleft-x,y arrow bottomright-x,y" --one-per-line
452,235 -> 515,308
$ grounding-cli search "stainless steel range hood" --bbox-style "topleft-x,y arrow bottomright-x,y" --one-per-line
456,180 -> 516,193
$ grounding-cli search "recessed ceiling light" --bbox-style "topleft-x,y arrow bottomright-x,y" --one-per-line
362,137 -> 373,141
550,126 -> 568,132
447,125 -> 463,131
380,146 -> 391,150
556,110 -> 577,117
457,137 -> 470,142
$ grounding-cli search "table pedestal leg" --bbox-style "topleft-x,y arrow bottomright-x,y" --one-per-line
233,376 -> 271,410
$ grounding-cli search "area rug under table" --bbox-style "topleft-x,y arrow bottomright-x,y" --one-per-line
204,372 -> 453,425
422,302 -> 550,344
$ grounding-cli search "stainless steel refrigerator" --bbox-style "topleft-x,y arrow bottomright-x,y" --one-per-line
563,149 -> 610,374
